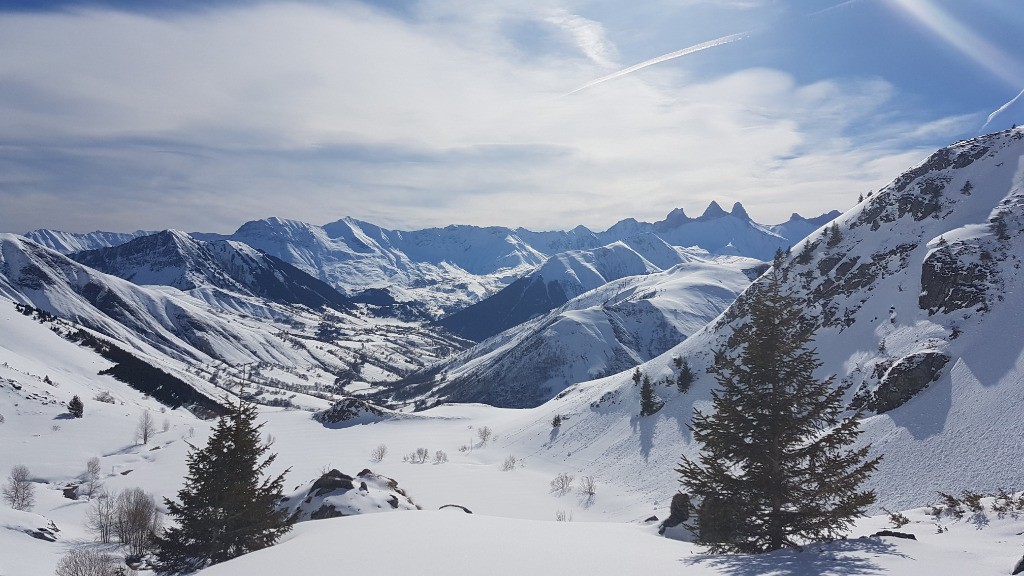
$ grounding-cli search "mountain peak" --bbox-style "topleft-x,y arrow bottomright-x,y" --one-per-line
730,202 -> 750,220
699,201 -> 728,220
653,207 -> 691,231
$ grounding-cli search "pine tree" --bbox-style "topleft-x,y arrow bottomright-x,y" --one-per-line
676,267 -> 880,553
68,395 -> 84,418
154,397 -> 291,573
826,221 -> 843,247
675,358 -> 695,394
639,374 -> 661,416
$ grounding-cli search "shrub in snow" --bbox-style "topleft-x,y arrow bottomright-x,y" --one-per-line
501,455 -> 517,472
83,456 -> 103,498
2,464 -> 35,511
54,549 -> 119,576
577,476 -> 597,497
0,413 -> 4,424
551,414 -> 562,428
135,411 -> 155,445
404,448 -> 430,464
87,490 -> 116,544
882,508 -> 910,529
477,426 -> 492,444
370,444 -> 388,463
550,473 -> 574,495
94,389 -> 116,403
68,395 -> 84,418
555,510 -> 572,522
433,450 -> 448,464
116,487 -> 161,557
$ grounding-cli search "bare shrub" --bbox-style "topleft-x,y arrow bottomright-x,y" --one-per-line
116,487 -> 160,557
577,475 -> 597,497
369,444 -> 388,463
477,426 -> 492,444
162,419 -> 171,433
555,510 -> 573,522
404,448 -> 430,464
86,490 -> 117,543
961,490 -> 984,513
82,457 -> 103,498
501,455 -> 517,471
93,391 -> 115,404
135,411 -> 155,445
2,464 -> 35,511
0,413 -> 5,424
882,507 -> 909,529
433,450 -> 448,464
550,472 -> 574,495
54,549 -> 119,576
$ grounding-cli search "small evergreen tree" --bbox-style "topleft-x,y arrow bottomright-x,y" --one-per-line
640,375 -> 661,416
675,358 -> 695,394
68,395 -> 84,418
826,221 -> 843,247
153,397 -> 291,573
677,268 -> 880,553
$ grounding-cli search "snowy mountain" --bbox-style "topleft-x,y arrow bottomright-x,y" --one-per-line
0,236 -> 467,400
25,204 -> 834,319
69,230 -> 351,312
393,254 -> 764,408
437,230 -> 773,342
23,229 -> 154,254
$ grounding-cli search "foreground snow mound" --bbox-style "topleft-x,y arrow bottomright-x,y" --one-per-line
196,505 -> 1024,576
279,468 -> 418,522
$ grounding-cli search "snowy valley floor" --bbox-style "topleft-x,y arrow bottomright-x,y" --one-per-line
3,394 -> 1024,575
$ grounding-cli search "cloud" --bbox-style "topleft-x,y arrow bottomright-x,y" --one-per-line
0,1 -> 979,234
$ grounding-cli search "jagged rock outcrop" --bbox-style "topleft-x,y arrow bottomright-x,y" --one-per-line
279,468 -> 417,523
869,352 -> 950,414
312,397 -> 391,427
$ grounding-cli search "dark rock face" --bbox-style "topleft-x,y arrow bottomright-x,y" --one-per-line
310,470 -> 355,496
919,244 -> 993,315
870,352 -> 950,413
870,530 -> 917,540
309,504 -> 345,520
1012,554 -> 1024,575
658,493 -> 691,535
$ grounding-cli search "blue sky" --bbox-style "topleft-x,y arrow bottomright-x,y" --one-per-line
1,0 -> 1022,233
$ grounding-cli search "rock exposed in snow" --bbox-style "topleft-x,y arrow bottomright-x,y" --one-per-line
279,468 -> 418,523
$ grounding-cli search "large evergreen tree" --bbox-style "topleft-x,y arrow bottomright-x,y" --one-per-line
677,265 -> 880,553
154,397 -> 291,573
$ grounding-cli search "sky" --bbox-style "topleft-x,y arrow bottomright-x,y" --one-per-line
1,0 -> 1022,234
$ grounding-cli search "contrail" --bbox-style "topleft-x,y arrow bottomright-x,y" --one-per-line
981,86 -> 1024,131
567,32 -> 748,95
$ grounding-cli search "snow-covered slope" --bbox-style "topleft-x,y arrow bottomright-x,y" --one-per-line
437,233 -> 763,342
69,230 -> 351,312
394,254 -> 763,408
22,229 -> 154,254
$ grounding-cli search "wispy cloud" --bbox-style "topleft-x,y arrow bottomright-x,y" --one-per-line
0,0 -> 994,234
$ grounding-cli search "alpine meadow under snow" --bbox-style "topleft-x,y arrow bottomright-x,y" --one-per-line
3,127 -> 1024,575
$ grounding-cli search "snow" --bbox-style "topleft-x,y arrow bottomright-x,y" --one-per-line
3,130 -> 1024,575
